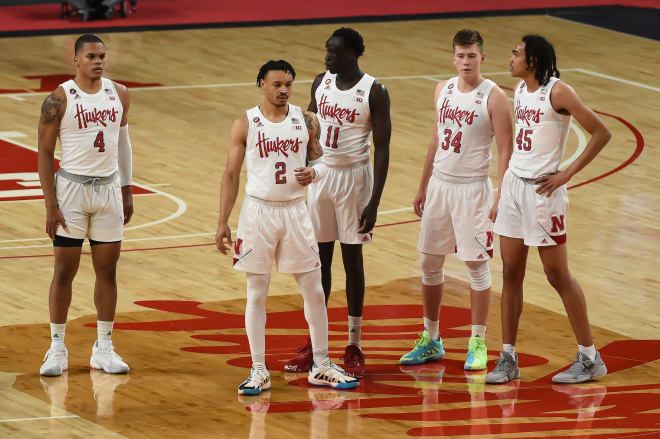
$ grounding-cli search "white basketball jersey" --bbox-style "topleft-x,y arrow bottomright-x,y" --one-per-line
315,71 -> 375,167
509,77 -> 571,179
244,104 -> 309,201
58,78 -> 123,176
433,77 -> 496,177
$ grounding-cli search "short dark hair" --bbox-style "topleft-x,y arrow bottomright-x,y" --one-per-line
522,35 -> 560,86
453,29 -> 483,51
74,34 -> 104,55
256,60 -> 296,86
329,27 -> 365,57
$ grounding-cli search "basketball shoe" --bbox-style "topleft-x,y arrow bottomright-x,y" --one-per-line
341,345 -> 365,379
40,345 -> 68,377
485,351 -> 519,384
90,341 -> 130,374
238,364 -> 271,395
308,358 -> 359,389
284,338 -> 312,373
552,351 -> 607,384
464,336 -> 488,370
399,331 -> 445,365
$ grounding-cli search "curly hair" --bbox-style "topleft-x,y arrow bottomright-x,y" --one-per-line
329,27 -> 365,57
256,60 -> 296,86
522,35 -> 560,86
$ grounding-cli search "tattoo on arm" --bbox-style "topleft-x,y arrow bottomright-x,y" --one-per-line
40,93 -> 64,124
304,111 -> 323,161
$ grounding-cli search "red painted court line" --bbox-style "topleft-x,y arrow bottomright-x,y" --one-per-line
0,220 -> 425,260
567,110 -> 644,190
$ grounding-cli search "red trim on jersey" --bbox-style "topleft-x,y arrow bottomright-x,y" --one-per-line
552,233 -> 567,245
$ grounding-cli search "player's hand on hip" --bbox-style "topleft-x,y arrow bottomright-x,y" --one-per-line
45,207 -> 68,241
294,167 -> 314,186
488,197 -> 500,223
121,186 -> 134,225
413,191 -> 426,218
535,171 -> 569,197
358,203 -> 378,233
215,223 -> 232,254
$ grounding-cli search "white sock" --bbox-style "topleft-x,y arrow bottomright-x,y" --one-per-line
245,272 -> 270,364
503,343 -> 516,357
50,323 -> 66,349
578,344 -> 597,361
424,317 -> 439,340
294,269 -> 329,365
252,361 -> 267,371
97,321 -> 114,347
348,315 -> 362,349
471,325 -> 486,338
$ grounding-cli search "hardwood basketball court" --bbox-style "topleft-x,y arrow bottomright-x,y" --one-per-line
0,13 -> 658,438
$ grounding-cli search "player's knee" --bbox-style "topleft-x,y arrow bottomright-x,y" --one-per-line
294,269 -> 325,303
246,272 -> 270,307
466,260 -> 491,291
544,267 -> 571,292
502,264 -> 525,286
420,253 -> 445,286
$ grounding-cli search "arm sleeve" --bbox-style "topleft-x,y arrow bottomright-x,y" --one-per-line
118,125 -> 133,187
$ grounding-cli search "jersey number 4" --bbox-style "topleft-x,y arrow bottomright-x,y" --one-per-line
516,129 -> 533,151
93,131 -> 105,152
325,126 -> 339,149
441,128 -> 462,153
275,162 -> 286,184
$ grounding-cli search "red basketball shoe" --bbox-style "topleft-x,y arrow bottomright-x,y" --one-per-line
341,344 -> 365,379
284,338 -> 312,373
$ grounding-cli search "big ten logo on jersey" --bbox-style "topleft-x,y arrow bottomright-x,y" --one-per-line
104,87 -> 116,101
447,83 -> 454,95
253,117 -> 263,127
474,91 -> 484,105
323,78 -> 331,90
353,88 -> 365,103
318,94 -> 359,126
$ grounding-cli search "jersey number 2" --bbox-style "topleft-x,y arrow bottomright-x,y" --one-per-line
275,162 -> 286,184
325,126 -> 339,149
441,128 -> 462,153
93,131 -> 105,152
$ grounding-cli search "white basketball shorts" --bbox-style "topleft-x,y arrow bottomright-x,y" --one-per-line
306,161 -> 374,245
494,169 -> 569,246
418,172 -> 494,261
55,171 -> 124,242
233,195 -> 321,274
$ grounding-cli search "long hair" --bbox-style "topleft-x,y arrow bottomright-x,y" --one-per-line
522,35 -> 559,86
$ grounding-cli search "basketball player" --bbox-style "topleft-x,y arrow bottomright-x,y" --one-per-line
285,27 -> 391,379
215,60 -> 358,395
399,30 -> 513,370
37,34 -> 132,377
486,35 -> 611,384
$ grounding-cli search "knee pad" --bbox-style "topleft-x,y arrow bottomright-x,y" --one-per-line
246,272 -> 270,308
420,253 -> 445,286
466,260 -> 491,291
